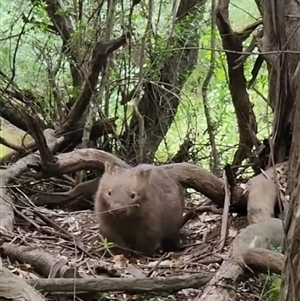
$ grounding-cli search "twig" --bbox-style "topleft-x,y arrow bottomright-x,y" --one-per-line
219,169 -> 231,251
146,252 -> 169,277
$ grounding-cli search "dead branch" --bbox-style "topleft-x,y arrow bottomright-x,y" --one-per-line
57,32 -> 130,136
197,218 -> 284,301
235,20 -> 262,42
5,87 -> 41,105
0,267 -> 46,301
20,111 -> 56,166
0,98 -> 46,133
33,177 -> 99,206
1,243 -> 81,279
31,148 -> 248,212
32,148 -> 131,176
248,54 -> 264,88
168,132 -> 195,163
196,205 -> 223,215
16,148 -> 289,217
0,117 -> 117,166
0,90 -> 47,134
224,164 -> 235,187
43,0 -> 82,88
25,272 -> 214,293
0,129 -> 64,232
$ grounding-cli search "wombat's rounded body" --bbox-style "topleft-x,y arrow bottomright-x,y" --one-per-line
94,163 -> 184,255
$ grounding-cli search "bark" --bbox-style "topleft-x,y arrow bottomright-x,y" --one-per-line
40,0 -> 82,88
31,148 -> 249,213
247,161 -> 288,224
0,129 -> 64,231
26,272 -> 213,293
0,99 -> 46,134
253,1 -> 300,297
1,243 -> 81,279
119,0 -> 207,164
255,0 -> 300,164
196,218 -> 284,301
280,64 -> 300,301
0,267 -> 46,301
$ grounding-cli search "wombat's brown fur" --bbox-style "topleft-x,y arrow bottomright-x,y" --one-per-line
94,162 -> 184,255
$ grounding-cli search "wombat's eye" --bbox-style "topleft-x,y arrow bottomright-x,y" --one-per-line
107,190 -> 111,196
131,192 -> 135,199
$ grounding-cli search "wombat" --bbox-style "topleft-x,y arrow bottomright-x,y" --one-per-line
94,162 -> 185,255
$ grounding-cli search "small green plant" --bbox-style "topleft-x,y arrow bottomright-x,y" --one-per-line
260,273 -> 281,301
99,238 -> 115,253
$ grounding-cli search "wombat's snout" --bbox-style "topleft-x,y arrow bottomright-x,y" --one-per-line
108,203 -> 127,216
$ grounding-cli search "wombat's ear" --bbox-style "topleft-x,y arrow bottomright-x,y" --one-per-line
104,161 -> 120,174
137,169 -> 151,179
104,161 -> 113,173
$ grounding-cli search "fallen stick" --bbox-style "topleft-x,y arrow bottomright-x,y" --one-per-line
1,243 -> 81,278
26,272 -> 214,293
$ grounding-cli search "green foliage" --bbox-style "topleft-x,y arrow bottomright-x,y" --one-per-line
157,0 -> 271,169
98,238 -> 115,255
260,273 -> 281,301
0,0 -> 272,170
259,245 -> 282,301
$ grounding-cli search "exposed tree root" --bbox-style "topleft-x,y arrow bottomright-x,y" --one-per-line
242,248 -> 283,275
34,148 -> 248,212
196,218 -> 284,301
0,129 -> 64,232
0,267 -> 46,301
1,243 -> 81,279
247,161 -> 288,224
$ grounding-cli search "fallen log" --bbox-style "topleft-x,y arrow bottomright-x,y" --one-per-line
26,272 -> 214,293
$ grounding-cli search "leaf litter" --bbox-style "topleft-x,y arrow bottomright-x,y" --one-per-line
1,190 -> 266,301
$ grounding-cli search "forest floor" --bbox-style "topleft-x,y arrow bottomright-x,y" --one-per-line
2,196 -> 269,301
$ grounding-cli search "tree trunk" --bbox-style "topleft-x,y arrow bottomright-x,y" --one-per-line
279,63 -> 300,301
255,1 -> 300,298
255,0 -> 300,164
